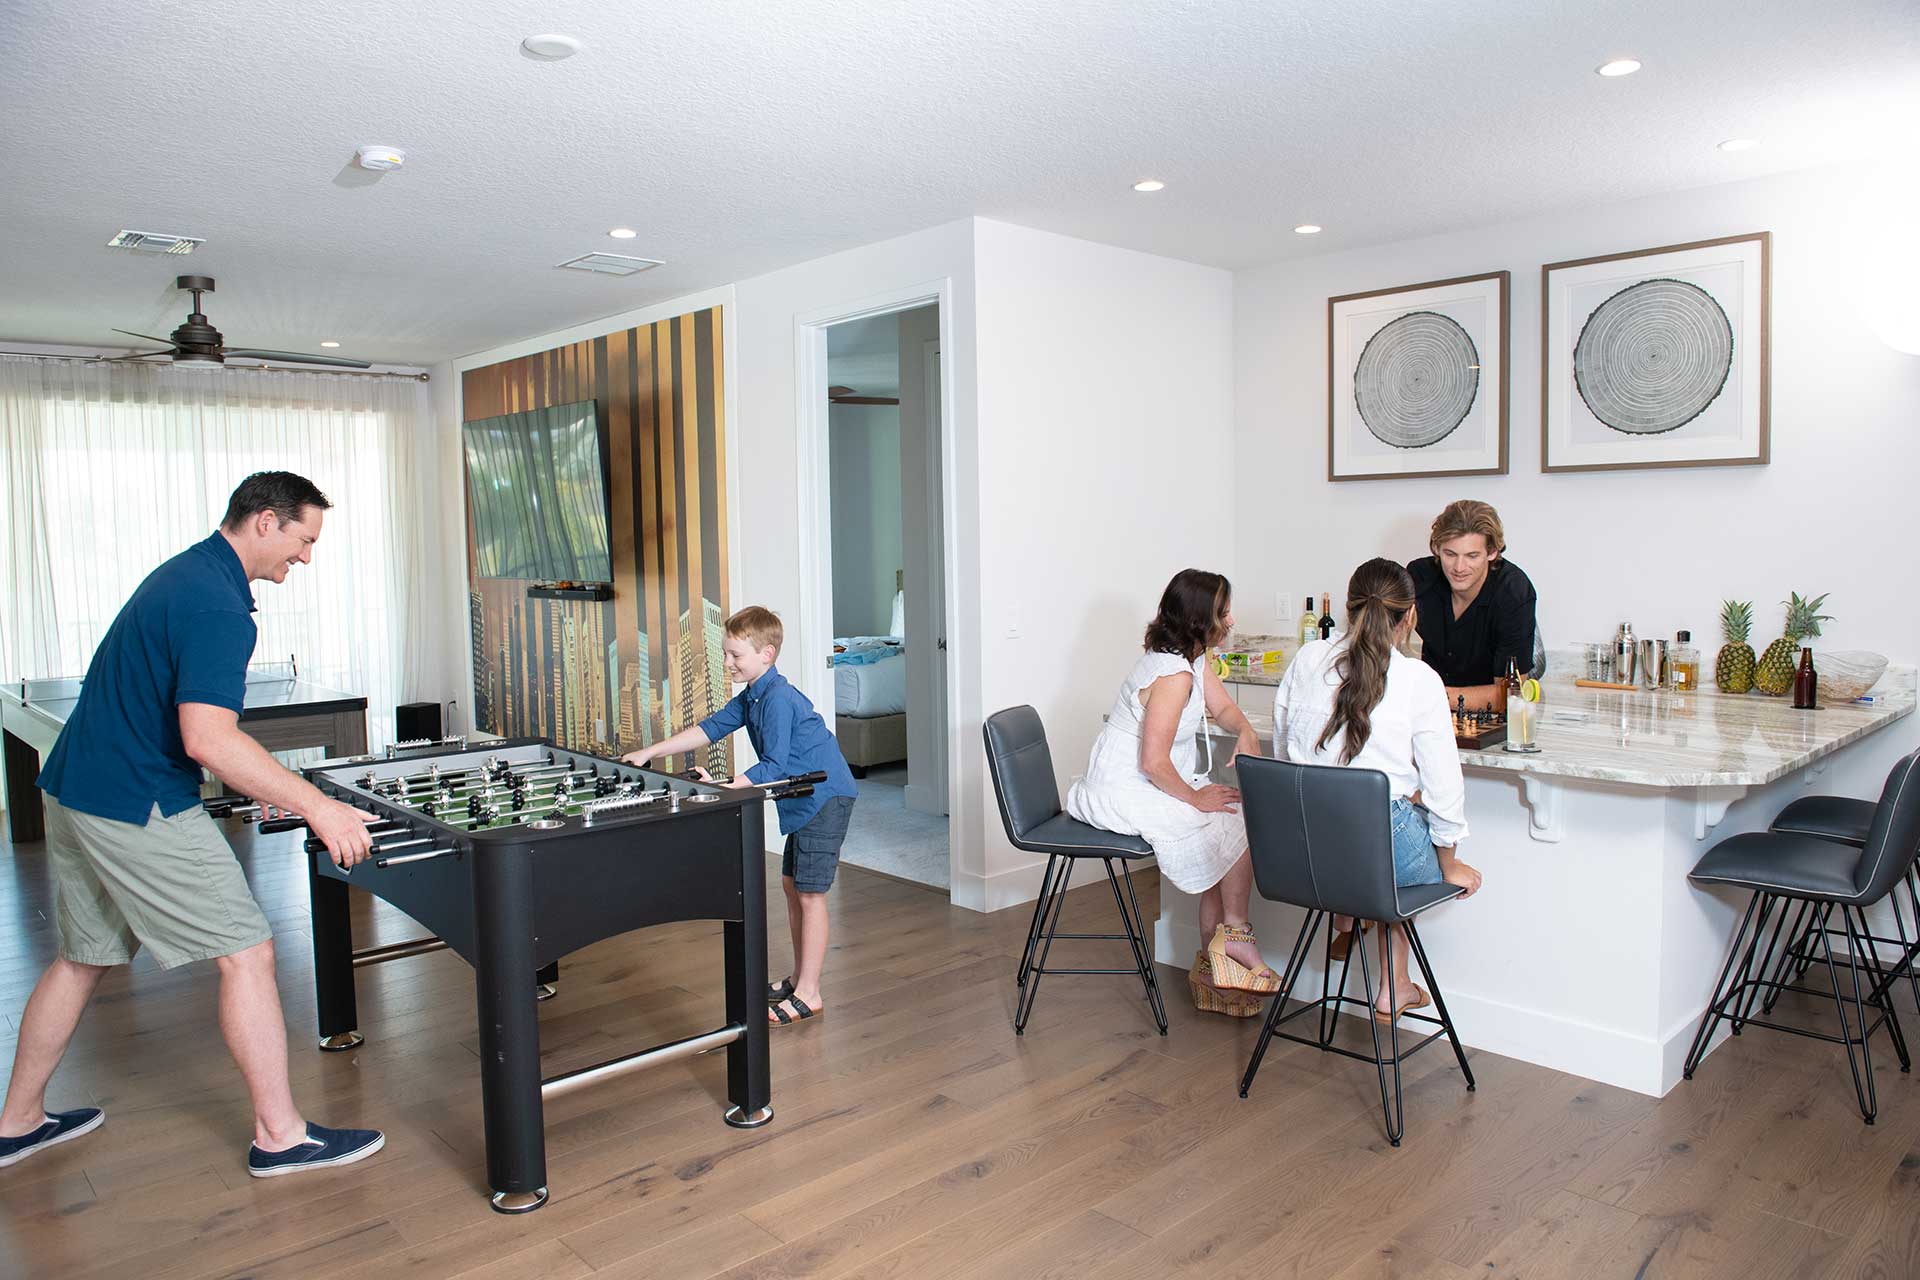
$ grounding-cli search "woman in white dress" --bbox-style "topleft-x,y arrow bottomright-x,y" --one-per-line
1272,559 -> 1483,1022
1067,570 -> 1280,1014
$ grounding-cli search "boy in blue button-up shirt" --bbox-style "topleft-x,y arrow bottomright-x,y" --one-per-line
625,606 -> 857,1027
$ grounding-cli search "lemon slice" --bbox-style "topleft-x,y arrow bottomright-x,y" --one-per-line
1520,678 -> 1542,703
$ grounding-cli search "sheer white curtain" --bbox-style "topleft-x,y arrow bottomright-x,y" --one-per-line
0,356 -> 437,750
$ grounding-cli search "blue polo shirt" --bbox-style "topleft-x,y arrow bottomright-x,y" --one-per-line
38,533 -> 259,824
698,664 -> 857,834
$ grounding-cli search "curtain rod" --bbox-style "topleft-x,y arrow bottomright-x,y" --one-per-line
0,351 -> 430,382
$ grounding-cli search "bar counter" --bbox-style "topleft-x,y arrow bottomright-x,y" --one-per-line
1152,657 -> 1916,1095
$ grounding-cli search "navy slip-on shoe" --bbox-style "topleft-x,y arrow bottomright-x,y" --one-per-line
247,1122 -> 385,1178
0,1108 -> 105,1169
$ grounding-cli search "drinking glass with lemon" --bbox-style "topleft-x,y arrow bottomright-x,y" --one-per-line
1506,677 -> 1543,753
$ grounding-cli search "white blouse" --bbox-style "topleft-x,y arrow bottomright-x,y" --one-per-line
1272,637 -> 1469,847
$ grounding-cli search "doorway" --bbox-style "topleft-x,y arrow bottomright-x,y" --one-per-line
812,302 -> 950,889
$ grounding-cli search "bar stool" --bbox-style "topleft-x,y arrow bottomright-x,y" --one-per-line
1233,755 -> 1474,1146
983,706 -> 1168,1036
1684,748 -> 1920,1122
1758,787 -> 1920,1014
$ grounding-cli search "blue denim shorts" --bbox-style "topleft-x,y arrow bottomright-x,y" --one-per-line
783,795 -> 855,893
1390,797 -> 1443,888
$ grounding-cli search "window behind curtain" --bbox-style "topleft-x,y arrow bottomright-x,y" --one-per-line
1,358 -> 432,751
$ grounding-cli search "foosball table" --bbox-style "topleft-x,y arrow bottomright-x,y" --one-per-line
293,737 -> 810,1213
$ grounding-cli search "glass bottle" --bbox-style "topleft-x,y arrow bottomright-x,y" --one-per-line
1318,596 -> 1335,641
1792,647 -> 1818,709
1298,594 -> 1320,644
1669,630 -> 1700,693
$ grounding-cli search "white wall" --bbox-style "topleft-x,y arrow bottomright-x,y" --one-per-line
827,403 -> 903,637
1235,164 -> 1920,674
971,218 -> 1236,907
898,303 -> 945,814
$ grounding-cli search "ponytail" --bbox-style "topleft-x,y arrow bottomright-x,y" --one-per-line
1315,558 -> 1416,765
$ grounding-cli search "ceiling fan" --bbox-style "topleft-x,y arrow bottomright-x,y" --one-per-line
102,275 -> 371,369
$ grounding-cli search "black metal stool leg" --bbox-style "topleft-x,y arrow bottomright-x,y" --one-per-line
1761,898 -> 1814,1015
1016,855 -> 1059,989
1015,858 -> 1073,1035
1734,893 -> 1797,1033
1353,919 -> 1404,1146
1240,910 -> 1321,1099
1822,906 -> 1878,1123
1846,905 -> 1910,1072
1108,859 -> 1167,1035
1685,893 -> 1763,1079
1405,920 -> 1473,1091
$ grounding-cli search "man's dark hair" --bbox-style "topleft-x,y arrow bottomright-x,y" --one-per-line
220,471 -> 333,532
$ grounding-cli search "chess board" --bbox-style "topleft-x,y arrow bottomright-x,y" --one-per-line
1452,707 -> 1508,750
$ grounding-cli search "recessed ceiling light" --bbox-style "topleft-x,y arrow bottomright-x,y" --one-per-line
320,341 -> 341,348
608,227 -> 638,239
1132,179 -> 1165,193
1717,138 -> 1761,153
1597,58 -> 1642,77
1294,224 -> 1323,235
521,33 -> 582,60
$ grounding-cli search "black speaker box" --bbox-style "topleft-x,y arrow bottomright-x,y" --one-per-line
396,701 -> 442,742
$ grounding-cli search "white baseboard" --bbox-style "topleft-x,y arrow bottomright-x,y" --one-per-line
951,853 -> 1159,915
1155,917 -> 1721,1097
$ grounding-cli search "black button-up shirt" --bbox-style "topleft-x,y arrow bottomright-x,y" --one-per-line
1406,556 -> 1537,688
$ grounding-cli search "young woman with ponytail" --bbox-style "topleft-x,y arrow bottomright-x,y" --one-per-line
1271,559 -> 1483,1022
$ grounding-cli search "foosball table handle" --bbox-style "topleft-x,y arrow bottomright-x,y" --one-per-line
257,817 -> 307,835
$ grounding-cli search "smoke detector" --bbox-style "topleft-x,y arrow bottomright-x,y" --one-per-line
355,145 -> 406,172
556,252 -> 663,277
106,230 -> 203,255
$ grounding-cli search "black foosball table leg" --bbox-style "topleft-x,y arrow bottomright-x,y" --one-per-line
307,853 -> 362,1052
723,807 -> 773,1129
535,961 -> 559,1002
474,848 -> 549,1213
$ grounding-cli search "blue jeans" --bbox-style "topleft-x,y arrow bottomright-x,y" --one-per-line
1390,797 -> 1443,888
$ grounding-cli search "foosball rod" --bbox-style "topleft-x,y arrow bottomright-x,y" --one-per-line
303,835 -> 451,868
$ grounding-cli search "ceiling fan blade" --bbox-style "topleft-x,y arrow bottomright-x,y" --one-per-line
113,328 -> 178,345
828,385 -> 856,398
222,348 -> 374,369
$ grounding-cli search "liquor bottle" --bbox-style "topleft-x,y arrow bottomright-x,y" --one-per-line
1503,658 -> 1520,712
1792,647 -> 1818,710
1669,630 -> 1700,693
1318,596 -> 1335,641
1298,594 -> 1319,644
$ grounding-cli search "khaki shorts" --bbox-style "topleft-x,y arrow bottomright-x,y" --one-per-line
46,795 -> 273,969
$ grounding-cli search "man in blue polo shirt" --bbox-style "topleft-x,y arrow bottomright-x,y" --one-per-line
0,472 -> 385,1179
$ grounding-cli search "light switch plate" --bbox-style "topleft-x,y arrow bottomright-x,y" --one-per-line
1275,593 -> 1292,626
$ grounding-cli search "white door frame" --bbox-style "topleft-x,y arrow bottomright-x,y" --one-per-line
792,280 -> 960,887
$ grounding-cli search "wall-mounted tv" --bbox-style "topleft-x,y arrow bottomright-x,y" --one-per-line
462,399 -> 613,583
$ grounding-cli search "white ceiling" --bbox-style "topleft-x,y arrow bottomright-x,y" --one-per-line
1,0 -> 1914,366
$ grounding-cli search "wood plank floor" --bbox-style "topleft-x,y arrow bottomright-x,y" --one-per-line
3,821 -> 1919,1279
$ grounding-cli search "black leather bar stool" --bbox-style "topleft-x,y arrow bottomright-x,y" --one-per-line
1684,748 -> 1920,1122
983,706 -> 1168,1036
1759,787 -> 1920,1015
1234,755 -> 1474,1145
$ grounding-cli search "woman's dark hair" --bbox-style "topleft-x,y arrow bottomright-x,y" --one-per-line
1144,569 -> 1231,661
220,471 -> 333,531
1316,558 -> 1416,765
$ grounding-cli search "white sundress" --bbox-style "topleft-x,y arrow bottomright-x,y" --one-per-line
1065,650 -> 1246,893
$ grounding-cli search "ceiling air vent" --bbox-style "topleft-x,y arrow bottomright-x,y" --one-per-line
555,251 -> 663,277
106,230 -> 204,255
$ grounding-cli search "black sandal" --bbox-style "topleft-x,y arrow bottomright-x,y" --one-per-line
769,995 -> 820,1026
767,977 -> 794,1005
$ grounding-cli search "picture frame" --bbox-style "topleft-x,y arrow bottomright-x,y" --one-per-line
1327,270 -> 1509,482
1541,232 -> 1770,473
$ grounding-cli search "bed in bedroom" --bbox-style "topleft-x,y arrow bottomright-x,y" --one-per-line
832,637 -> 907,776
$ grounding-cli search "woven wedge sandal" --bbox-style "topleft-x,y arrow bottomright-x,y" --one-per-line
1207,923 -> 1281,995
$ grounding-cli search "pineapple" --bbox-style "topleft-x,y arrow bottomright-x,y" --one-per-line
1753,592 -> 1832,696
1714,600 -> 1756,694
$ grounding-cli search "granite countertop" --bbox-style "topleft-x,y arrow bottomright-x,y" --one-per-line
1209,668 -> 1916,789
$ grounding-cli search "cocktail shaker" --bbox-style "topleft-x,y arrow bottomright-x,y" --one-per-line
1613,622 -> 1638,685
1640,638 -> 1670,689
